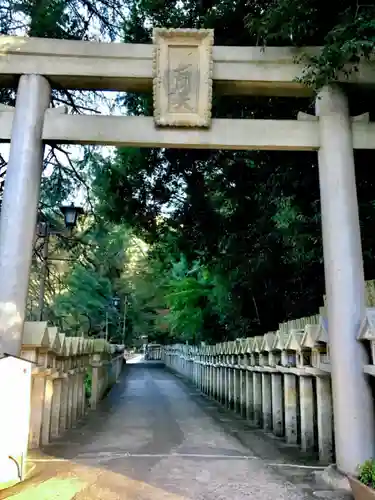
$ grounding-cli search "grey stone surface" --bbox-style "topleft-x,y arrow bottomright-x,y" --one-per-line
3,364 -> 352,499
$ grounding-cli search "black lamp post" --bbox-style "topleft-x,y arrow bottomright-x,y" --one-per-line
37,204 -> 84,321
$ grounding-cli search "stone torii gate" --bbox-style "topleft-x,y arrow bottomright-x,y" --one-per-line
0,29 -> 374,476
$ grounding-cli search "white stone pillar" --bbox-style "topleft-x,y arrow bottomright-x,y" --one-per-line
316,376 -> 333,462
284,373 -> 298,444
253,372 -> 262,426
271,373 -> 284,437
0,75 -> 51,356
316,85 -> 375,474
299,376 -> 315,452
262,373 -> 272,431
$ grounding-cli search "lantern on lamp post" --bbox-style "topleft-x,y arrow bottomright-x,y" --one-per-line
60,203 -> 84,230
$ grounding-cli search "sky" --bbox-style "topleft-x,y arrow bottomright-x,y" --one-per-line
0,9 -> 122,206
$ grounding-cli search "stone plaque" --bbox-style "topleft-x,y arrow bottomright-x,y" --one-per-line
152,28 -> 214,128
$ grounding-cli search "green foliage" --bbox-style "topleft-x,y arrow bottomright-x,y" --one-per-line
47,221 -> 138,343
358,459 -> 375,489
3,0 -> 375,348
164,258 -> 210,343
245,0 -> 375,89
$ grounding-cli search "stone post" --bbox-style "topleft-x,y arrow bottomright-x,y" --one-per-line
66,364 -> 75,429
28,372 -> 46,449
316,84 -> 375,473
200,359 -> 204,392
239,357 -> 247,417
299,376 -> 315,452
227,356 -> 234,410
223,359 -> 227,405
209,357 -> 214,397
219,360 -> 225,403
316,376 -> 333,462
253,372 -> 262,426
41,375 -> 54,445
216,357 -> 221,401
90,353 -> 102,410
50,374 -> 63,439
284,373 -> 298,444
203,358 -> 207,393
271,372 -> 284,437
246,369 -> 253,421
59,370 -> 69,434
0,75 -> 51,356
234,364 -> 241,413
261,373 -> 272,431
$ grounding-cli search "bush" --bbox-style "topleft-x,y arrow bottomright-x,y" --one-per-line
358,459 -> 375,489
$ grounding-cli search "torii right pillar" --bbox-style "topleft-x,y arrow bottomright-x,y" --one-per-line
316,84 -> 375,475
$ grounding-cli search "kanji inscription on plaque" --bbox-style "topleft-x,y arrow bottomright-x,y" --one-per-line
153,29 -> 213,128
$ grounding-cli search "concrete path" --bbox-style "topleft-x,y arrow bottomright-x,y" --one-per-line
1,363 -> 352,500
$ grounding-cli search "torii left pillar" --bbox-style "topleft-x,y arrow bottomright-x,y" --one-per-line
0,74 -> 50,356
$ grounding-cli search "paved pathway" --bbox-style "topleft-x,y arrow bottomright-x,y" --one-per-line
1,362 -> 352,500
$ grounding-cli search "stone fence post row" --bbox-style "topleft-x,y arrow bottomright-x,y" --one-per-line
20,322 -> 125,449
163,306 -> 375,464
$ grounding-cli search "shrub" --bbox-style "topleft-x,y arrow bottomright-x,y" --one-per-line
358,459 -> 375,489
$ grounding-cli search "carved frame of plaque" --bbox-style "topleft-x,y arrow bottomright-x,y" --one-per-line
153,28 -> 214,128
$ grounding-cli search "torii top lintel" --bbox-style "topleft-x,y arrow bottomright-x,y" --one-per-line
0,30 -> 373,97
